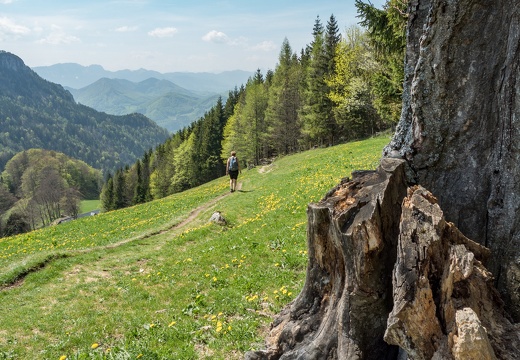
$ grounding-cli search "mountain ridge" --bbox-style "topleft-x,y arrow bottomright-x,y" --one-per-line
0,51 -> 169,174
66,77 -> 221,131
33,62 -> 253,93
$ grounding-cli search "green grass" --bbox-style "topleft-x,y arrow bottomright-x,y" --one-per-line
79,200 -> 101,214
0,134 -> 390,360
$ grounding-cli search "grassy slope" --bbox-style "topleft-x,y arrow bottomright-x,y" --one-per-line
79,200 -> 101,214
0,134 -> 390,360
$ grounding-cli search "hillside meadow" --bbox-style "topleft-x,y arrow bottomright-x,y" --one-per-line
0,134 -> 390,360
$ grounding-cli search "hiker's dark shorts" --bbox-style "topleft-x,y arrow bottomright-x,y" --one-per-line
229,170 -> 239,180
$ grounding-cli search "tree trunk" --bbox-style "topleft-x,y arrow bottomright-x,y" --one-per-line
384,0 -> 520,320
246,1 -> 520,359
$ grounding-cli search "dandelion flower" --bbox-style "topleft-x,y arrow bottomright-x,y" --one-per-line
59,356 -> 67,360
91,343 -> 99,349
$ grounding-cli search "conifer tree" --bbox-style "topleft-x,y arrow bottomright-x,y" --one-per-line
301,16 -> 329,147
132,160 -> 146,205
100,173 -> 114,211
112,169 -> 127,210
355,0 -> 407,123
266,38 -> 302,155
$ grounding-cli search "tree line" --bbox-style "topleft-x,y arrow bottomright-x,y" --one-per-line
101,3 -> 407,211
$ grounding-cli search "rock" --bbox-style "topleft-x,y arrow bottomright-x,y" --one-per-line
209,211 -> 226,225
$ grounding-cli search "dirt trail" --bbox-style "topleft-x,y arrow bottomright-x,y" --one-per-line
1,182 -> 243,290
162,181 -> 242,231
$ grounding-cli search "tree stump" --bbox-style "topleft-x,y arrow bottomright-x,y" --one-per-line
246,158 -> 408,359
246,161 -> 520,359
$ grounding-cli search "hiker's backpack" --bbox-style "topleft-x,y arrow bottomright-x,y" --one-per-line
229,156 -> 238,171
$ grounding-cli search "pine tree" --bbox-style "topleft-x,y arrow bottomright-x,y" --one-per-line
112,169 -> 127,210
355,0 -> 407,123
100,173 -> 114,211
266,38 -> 303,155
132,160 -> 146,205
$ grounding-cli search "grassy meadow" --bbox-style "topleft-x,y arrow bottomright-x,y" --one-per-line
0,134 -> 390,360
79,201 -> 101,214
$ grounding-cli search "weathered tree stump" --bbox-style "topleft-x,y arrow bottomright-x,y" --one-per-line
246,162 -> 520,359
384,186 -> 520,360
246,158 -> 408,359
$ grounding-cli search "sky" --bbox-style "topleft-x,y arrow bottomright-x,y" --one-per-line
0,0 -> 386,74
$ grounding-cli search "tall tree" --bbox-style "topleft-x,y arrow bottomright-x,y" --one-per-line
301,15 -> 341,146
132,160 -> 146,205
61,187 -> 81,219
301,16 -> 328,147
100,173 -> 114,211
327,26 -> 382,140
356,0 -> 407,123
112,169 -> 127,210
266,38 -> 302,155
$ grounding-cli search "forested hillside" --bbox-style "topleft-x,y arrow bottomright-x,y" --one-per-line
100,9 -> 406,212
67,77 -> 221,132
0,51 -> 170,174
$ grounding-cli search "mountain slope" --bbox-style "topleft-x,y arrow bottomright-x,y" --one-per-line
68,77 -> 221,131
0,134 -> 389,359
33,62 -> 253,93
0,51 -> 169,173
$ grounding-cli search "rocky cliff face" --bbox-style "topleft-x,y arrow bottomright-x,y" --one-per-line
0,51 -> 25,72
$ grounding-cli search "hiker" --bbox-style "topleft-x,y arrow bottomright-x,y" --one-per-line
226,151 -> 240,192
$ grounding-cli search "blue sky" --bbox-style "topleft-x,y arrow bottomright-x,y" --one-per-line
0,0 -> 386,73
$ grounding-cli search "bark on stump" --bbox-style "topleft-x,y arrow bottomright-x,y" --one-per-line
246,158 -> 408,359
246,161 -> 520,359
384,0 -> 520,319
384,186 -> 520,360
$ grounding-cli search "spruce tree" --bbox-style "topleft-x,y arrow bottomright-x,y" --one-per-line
302,16 -> 329,147
100,173 -> 114,211
132,160 -> 146,205
113,169 -> 127,210
266,38 -> 302,155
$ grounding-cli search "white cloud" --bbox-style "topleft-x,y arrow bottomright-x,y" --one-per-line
0,16 -> 30,39
0,0 -> 17,4
36,26 -> 80,45
250,40 -> 277,52
115,25 -> 138,33
202,30 -> 230,44
148,27 -> 178,38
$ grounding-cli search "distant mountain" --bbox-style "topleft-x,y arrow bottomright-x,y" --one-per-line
67,77 -> 221,132
0,51 -> 169,174
32,63 -> 253,93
